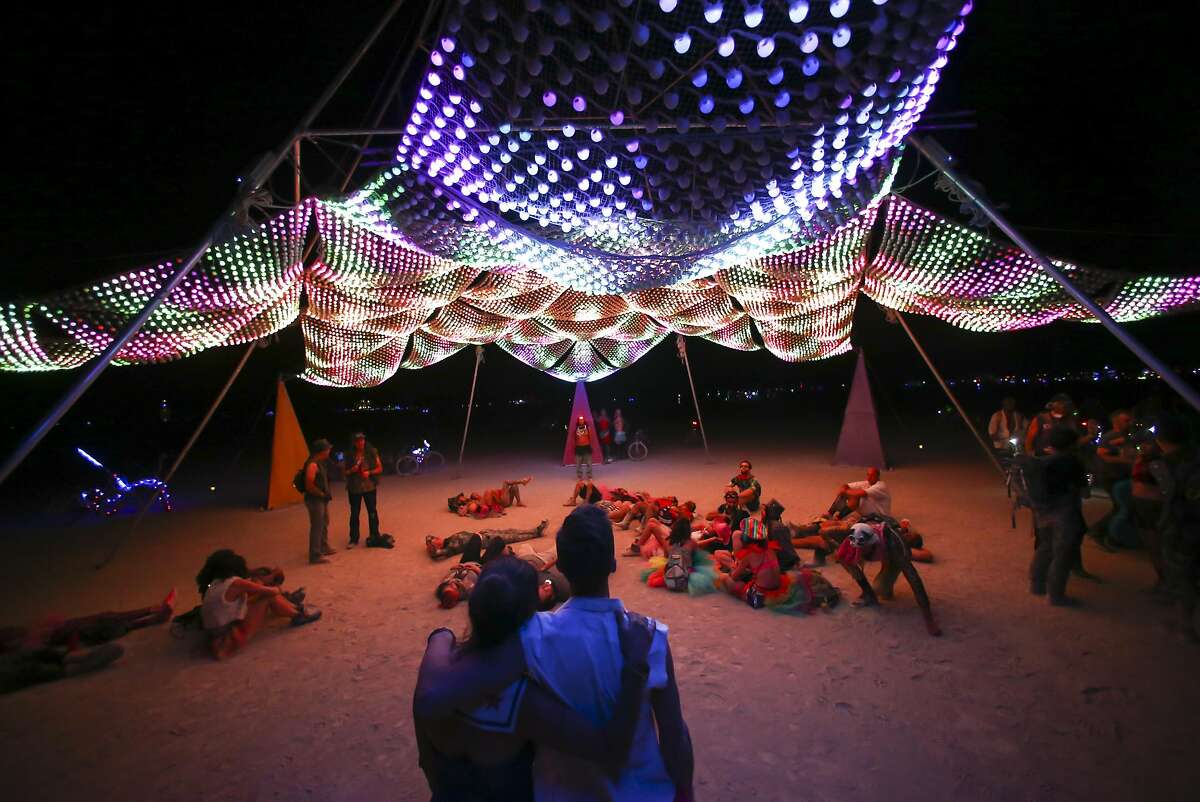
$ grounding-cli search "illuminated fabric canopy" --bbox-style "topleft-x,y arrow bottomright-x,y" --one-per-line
3,195 -> 1197,386
2,2 -> 1197,386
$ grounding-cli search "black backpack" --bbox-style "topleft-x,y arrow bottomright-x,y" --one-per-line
293,467 -> 307,494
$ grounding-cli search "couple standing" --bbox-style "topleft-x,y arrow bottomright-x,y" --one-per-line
414,505 -> 693,801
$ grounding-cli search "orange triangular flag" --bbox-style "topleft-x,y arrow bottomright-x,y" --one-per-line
266,379 -> 310,510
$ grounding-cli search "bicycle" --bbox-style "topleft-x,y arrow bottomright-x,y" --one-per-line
627,429 -> 649,461
395,439 -> 446,475
76,447 -> 173,517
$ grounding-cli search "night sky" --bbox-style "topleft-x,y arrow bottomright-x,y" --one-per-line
2,1 -> 1196,419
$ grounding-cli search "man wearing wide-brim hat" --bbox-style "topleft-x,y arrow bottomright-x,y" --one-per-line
343,432 -> 385,548
303,438 -> 336,564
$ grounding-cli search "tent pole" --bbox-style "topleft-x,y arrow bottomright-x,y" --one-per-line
0,0 -> 409,489
677,335 -> 711,461
162,341 -> 259,488
97,340 -> 260,569
293,140 -> 302,203
457,346 -> 484,478
907,134 -> 1200,414
891,309 -> 1005,477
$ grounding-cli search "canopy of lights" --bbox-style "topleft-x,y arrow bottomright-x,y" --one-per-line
2,1 -> 1197,386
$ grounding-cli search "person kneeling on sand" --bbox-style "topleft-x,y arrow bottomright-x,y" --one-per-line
199,550 -> 320,660
832,522 -> 941,636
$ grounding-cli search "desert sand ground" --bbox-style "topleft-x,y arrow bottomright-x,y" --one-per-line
1,444 -> 1198,802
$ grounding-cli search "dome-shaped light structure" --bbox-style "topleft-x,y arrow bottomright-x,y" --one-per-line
366,0 -> 974,293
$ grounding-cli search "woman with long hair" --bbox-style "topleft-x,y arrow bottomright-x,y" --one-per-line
415,557 -> 654,801
197,550 -> 320,659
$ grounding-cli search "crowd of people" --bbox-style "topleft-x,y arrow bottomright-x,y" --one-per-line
997,393 -> 1199,640
5,391 -> 1194,802
410,455 -> 949,800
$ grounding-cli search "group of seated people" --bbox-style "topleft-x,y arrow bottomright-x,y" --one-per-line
591,460 -> 940,634
428,460 -> 940,634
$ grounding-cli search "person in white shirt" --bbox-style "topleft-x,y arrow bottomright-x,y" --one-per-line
414,505 -> 694,802
987,396 -> 1028,453
843,467 -> 891,517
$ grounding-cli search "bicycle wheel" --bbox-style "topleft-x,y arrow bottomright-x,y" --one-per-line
425,450 -> 446,470
396,455 -> 419,475
628,441 -> 648,461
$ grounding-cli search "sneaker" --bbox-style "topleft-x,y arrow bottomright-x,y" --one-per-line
291,606 -> 322,627
321,546 -> 338,556
309,557 -> 331,565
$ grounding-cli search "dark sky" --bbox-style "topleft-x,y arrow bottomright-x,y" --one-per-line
1,1 -> 1195,404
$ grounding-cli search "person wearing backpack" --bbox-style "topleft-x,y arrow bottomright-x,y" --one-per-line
1029,427 -> 1090,606
643,518 -> 717,596
298,439 -> 335,565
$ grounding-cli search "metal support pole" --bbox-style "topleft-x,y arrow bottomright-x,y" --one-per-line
292,140 -> 302,204
457,345 -> 484,477
676,335 -> 711,460
162,341 -> 259,487
907,134 -> 1200,414
0,0 -> 409,488
890,309 -> 1005,477
97,340 -> 262,568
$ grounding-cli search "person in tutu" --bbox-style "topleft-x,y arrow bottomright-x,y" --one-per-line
642,519 -> 718,596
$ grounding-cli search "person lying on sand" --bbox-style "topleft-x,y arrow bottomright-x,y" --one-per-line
448,477 -> 533,518
0,591 -> 176,694
425,521 -> 549,561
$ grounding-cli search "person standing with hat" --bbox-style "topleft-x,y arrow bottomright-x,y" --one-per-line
303,439 -> 335,564
343,432 -> 384,548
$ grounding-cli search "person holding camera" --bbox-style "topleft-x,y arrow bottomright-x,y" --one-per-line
344,432 -> 386,548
